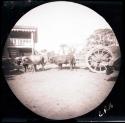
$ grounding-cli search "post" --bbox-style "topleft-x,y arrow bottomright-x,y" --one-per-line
31,32 -> 34,55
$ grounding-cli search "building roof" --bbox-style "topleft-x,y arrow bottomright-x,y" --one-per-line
12,25 -> 37,32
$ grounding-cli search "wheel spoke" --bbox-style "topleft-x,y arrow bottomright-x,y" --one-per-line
93,52 -> 98,59
103,51 -> 109,58
99,66 -> 102,71
92,55 -> 98,61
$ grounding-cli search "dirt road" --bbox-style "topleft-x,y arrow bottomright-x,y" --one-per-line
5,67 -> 117,120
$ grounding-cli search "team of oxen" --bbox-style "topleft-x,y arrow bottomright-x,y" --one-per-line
15,54 -> 76,72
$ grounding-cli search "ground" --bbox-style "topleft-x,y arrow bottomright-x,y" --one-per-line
3,64 -> 118,120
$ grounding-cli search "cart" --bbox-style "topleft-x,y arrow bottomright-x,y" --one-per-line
85,29 -> 120,73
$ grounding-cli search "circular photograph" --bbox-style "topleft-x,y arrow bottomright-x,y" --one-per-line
2,1 -> 121,120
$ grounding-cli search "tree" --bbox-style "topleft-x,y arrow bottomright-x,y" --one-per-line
68,47 -> 76,55
60,44 -> 67,55
87,28 -> 118,47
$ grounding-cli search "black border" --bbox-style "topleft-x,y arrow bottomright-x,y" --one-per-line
0,0 -> 124,122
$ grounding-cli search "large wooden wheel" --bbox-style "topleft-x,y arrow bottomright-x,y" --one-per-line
86,46 -> 113,73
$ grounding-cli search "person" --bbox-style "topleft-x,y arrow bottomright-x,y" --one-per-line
22,56 -> 29,72
14,57 -> 22,71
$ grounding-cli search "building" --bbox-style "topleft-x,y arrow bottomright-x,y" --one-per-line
3,26 -> 37,58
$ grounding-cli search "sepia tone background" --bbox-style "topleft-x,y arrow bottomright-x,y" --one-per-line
0,0 -> 124,122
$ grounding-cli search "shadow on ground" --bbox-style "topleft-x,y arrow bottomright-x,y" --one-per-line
37,68 -> 52,72
2,69 -> 24,81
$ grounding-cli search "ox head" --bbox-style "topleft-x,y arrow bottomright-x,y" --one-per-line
14,57 -> 22,65
21,56 -> 30,65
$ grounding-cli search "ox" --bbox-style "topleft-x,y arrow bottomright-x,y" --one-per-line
14,57 -> 22,71
22,55 -> 47,72
49,54 -> 76,70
